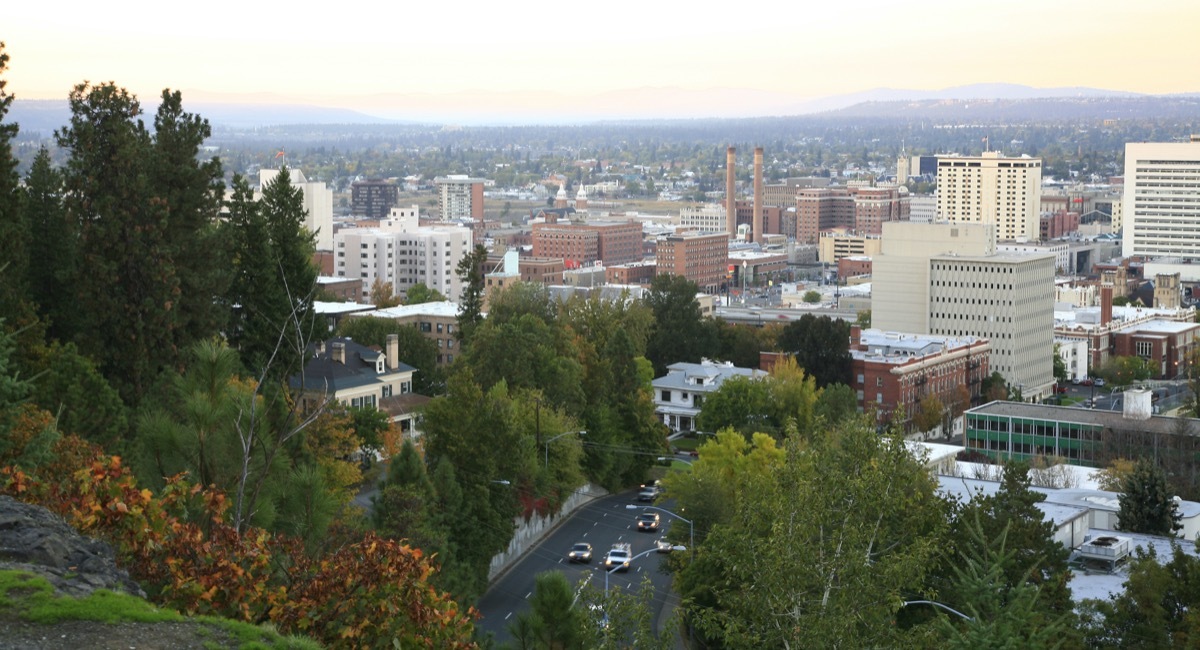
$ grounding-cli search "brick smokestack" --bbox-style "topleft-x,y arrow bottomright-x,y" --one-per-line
753,147 -> 763,244
726,146 -> 736,238
1100,284 -> 1113,326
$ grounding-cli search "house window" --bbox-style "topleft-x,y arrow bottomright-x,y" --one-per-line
382,385 -> 393,398
661,390 -> 671,402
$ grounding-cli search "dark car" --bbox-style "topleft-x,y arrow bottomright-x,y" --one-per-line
568,542 -> 593,563
636,512 -> 660,532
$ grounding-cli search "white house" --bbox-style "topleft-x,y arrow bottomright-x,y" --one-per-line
652,359 -> 767,432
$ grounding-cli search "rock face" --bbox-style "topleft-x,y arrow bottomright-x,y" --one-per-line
0,495 -> 145,599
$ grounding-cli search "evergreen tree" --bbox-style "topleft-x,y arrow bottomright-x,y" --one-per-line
1117,457 -> 1182,536
149,89 -> 229,348
777,313 -> 852,388
644,274 -> 719,376
0,43 -> 28,321
21,148 -> 76,341
455,244 -> 488,346
56,82 -> 180,404
226,170 -> 318,378
934,516 -> 1074,649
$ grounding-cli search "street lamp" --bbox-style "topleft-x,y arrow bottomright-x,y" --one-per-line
627,504 -> 693,552
544,430 -> 586,468
901,600 -> 974,622
657,456 -> 693,467
604,545 -> 686,596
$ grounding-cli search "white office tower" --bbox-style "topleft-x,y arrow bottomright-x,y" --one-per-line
1122,138 -> 1200,262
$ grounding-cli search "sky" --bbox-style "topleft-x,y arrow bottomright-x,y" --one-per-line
6,0 -> 1199,121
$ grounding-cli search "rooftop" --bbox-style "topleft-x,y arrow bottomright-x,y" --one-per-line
968,400 -> 1200,438
369,301 -> 461,319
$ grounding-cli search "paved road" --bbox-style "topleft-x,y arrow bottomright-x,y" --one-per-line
475,489 -> 682,646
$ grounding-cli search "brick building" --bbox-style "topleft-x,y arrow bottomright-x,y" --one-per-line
1040,210 -> 1081,240
850,327 -> 992,435
656,232 -> 729,293
607,261 -> 658,285
531,219 -> 643,266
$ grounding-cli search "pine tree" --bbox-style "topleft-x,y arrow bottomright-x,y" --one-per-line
149,89 -> 229,348
454,244 -> 488,346
22,148 -> 76,341
1117,457 -> 1182,536
226,169 -> 318,378
0,42 -> 28,321
56,82 -> 180,404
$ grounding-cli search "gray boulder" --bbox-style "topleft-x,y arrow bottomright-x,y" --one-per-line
0,495 -> 145,598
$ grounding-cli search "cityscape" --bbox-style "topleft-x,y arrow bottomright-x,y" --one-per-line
3,6 -> 1200,648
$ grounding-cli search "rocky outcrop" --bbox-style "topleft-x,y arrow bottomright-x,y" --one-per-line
0,495 -> 144,599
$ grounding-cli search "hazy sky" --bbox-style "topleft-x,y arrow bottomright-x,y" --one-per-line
6,0 -> 1198,118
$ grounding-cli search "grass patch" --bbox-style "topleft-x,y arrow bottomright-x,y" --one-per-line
671,438 -> 700,452
0,570 -> 320,650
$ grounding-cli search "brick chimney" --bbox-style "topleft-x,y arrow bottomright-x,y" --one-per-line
332,342 -> 346,364
386,334 -> 399,371
1100,284 -> 1113,326
850,325 -> 863,350
752,147 -> 764,244
726,146 -> 736,238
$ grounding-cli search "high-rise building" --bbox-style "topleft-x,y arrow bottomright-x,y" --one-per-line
1122,138 -> 1200,262
935,152 -> 1042,242
259,168 -> 334,251
351,179 -> 399,220
795,184 -> 909,244
334,207 -> 471,302
874,222 -> 1055,399
434,175 -> 486,221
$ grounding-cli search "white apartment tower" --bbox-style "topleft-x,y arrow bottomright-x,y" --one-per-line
434,175 -> 486,221
1122,138 -> 1200,261
259,168 -> 334,251
334,206 -> 472,302
936,152 -> 1042,242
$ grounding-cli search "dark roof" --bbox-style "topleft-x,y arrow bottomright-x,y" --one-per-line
380,394 -> 431,418
289,337 -> 416,392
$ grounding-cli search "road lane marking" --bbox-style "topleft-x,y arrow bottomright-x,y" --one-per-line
505,612 -> 512,620
525,591 -> 532,599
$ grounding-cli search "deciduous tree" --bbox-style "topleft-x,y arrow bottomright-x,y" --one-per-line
777,313 -> 852,388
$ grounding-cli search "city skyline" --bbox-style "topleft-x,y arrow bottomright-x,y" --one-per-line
6,0 -> 1199,122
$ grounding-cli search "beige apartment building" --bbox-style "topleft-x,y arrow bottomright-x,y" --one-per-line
435,175 -> 486,221
936,152 -> 1042,242
818,231 -> 883,264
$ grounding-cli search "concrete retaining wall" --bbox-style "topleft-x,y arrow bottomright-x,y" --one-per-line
488,483 -> 608,582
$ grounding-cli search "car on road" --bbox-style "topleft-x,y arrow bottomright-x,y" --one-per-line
656,537 -> 673,553
636,511 -> 660,532
637,485 -> 660,502
567,542 -> 593,563
1080,378 -> 1095,386
1054,385 -> 1068,394
604,543 -> 632,572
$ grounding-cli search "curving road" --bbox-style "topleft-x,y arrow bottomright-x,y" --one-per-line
475,489 -> 681,646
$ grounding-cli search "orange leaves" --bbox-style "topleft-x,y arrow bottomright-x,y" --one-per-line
1,450 -> 478,648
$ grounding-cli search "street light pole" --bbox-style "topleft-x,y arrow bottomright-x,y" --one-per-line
544,430 -> 586,468
627,504 -> 693,552
604,546 -> 686,596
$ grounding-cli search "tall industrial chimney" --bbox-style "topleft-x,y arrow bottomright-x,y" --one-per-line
726,146 -> 736,238
752,147 -> 764,244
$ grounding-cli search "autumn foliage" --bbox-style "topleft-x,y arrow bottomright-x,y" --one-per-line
2,425 -> 477,649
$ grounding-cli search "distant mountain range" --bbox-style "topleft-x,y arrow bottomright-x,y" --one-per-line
9,83 -> 1199,131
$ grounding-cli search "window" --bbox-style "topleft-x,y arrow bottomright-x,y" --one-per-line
661,390 -> 671,402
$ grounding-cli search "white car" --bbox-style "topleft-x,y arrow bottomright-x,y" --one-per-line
604,543 -> 632,572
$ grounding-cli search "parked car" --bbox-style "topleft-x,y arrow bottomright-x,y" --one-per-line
1080,378 -> 1095,386
1054,385 -> 1068,394
568,542 -> 593,563
1094,378 -> 1106,387
636,512 -> 660,532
